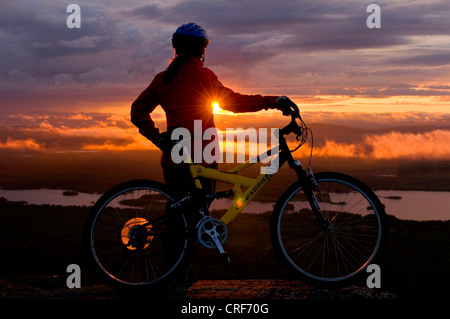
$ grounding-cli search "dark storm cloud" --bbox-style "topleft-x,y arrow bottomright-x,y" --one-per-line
125,0 -> 449,50
388,53 -> 450,67
122,0 -> 450,86
0,0 -> 122,87
0,1 -> 118,56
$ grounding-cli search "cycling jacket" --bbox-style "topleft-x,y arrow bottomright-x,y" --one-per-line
131,56 -> 278,166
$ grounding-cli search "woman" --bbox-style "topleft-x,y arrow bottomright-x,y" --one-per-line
131,22 -> 294,197
130,22 -> 295,281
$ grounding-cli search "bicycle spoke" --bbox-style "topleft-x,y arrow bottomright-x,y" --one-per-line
86,181 -> 189,287
274,173 -> 385,284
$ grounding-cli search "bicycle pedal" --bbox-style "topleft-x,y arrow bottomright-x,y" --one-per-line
221,253 -> 231,268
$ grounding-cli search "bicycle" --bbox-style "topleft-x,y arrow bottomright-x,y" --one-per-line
83,103 -> 388,289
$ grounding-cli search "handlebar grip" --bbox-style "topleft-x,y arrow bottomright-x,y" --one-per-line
276,96 -> 301,123
291,104 -> 300,119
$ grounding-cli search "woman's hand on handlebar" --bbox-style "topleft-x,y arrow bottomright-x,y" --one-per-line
275,96 -> 300,118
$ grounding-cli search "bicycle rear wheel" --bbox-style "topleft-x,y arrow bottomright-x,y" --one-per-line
84,180 -> 189,289
271,172 -> 387,287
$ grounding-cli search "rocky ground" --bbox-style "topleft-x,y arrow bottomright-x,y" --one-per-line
1,278 -> 396,300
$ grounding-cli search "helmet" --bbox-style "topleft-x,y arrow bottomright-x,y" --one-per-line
173,22 -> 209,40
172,23 -> 210,52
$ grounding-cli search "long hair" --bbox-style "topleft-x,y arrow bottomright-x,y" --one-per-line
163,54 -> 188,84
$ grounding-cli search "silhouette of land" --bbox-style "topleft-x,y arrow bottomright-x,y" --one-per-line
1,149 -> 449,196
0,196 -> 449,300
0,149 -> 449,301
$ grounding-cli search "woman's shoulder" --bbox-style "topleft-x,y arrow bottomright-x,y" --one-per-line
201,66 -> 218,80
149,70 -> 167,85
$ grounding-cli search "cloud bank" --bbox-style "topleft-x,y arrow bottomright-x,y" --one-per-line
1,111 -> 449,161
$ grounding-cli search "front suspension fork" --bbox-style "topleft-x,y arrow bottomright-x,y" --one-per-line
294,162 -> 334,233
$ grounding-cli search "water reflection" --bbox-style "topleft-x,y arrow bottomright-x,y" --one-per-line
210,190 -> 450,221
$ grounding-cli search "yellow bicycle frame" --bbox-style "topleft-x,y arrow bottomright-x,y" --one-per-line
188,157 -> 278,226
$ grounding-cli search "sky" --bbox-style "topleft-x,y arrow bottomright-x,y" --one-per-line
0,0 -> 449,159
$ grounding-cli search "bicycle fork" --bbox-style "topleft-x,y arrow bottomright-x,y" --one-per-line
294,162 -> 334,233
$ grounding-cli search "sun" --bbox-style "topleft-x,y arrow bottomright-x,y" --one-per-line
212,102 -> 222,113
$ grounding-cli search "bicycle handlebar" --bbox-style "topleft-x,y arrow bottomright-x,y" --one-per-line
279,101 -> 303,137
278,100 -> 312,154
279,119 -> 301,137
290,104 -> 301,120
279,99 -> 300,120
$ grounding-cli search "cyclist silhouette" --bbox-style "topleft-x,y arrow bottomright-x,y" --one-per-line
131,22 -> 295,196
84,23 -> 386,287
130,22 -> 296,281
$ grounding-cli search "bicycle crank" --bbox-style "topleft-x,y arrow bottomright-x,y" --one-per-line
197,217 -> 230,267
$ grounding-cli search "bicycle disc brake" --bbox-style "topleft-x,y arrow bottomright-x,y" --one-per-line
121,218 -> 153,250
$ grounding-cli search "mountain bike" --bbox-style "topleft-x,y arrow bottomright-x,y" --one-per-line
83,104 -> 388,289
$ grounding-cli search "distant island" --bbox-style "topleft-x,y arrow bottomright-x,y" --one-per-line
62,190 -> 79,196
381,195 -> 402,200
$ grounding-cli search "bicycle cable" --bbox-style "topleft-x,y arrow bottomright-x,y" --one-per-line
289,116 -> 314,168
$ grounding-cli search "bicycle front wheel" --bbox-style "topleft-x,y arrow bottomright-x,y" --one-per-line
271,172 -> 387,287
84,180 -> 189,289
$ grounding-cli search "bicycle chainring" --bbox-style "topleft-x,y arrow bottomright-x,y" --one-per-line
197,217 -> 228,249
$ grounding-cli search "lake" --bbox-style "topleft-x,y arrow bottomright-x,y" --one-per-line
210,190 -> 449,221
0,189 -> 100,207
0,188 -> 448,221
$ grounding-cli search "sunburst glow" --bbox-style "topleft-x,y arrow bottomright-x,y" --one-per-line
212,102 -> 222,113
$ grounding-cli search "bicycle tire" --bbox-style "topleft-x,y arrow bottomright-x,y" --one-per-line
83,179 -> 190,289
271,172 -> 388,287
